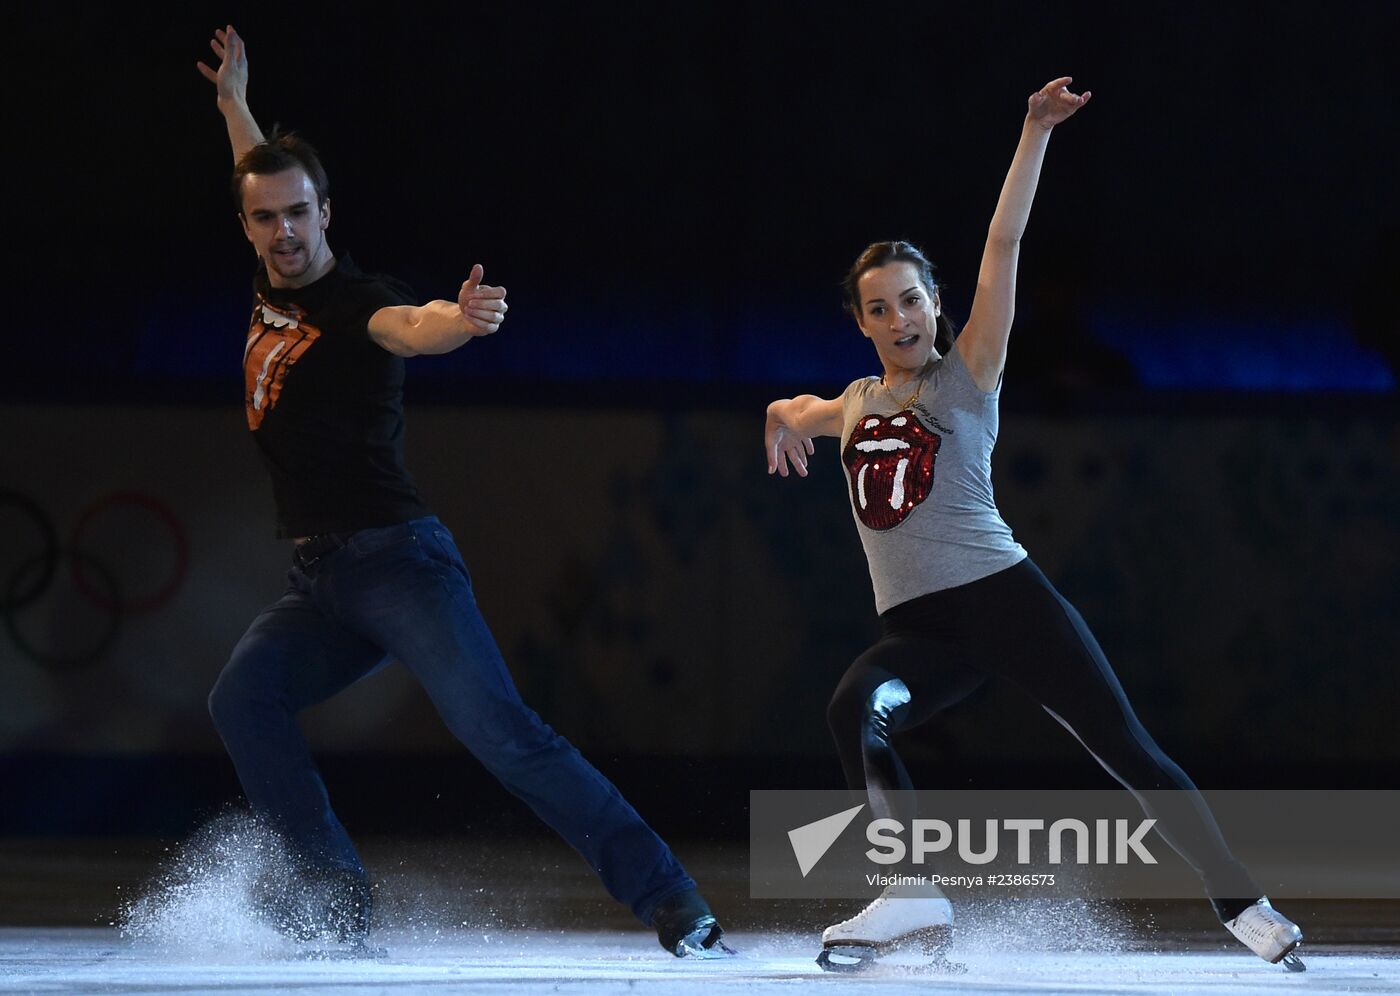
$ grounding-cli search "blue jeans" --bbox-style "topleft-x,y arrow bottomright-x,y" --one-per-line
208,516 -> 695,923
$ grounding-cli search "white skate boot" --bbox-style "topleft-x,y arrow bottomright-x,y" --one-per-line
817,882 -> 959,973
1224,897 -> 1305,971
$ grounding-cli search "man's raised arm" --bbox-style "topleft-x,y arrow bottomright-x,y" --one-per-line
196,24 -> 265,164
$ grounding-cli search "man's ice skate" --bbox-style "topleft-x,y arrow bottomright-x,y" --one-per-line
817,883 -> 961,973
1224,896 -> 1305,971
254,866 -> 383,957
650,888 -> 736,958
293,940 -> 389,961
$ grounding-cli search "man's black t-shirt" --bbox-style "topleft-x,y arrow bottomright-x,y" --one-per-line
244,254 -> 431,538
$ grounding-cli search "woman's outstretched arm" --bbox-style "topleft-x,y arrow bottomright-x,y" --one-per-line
957,77 -> 1091,392
764,395 -> 843,478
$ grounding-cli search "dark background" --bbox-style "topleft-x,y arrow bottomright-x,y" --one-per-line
12,0 -> 1398,397
4,1 -> 1397,845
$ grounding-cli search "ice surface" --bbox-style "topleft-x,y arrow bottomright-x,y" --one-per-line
3,927 -> 1397,995
2,824 -> 1386,993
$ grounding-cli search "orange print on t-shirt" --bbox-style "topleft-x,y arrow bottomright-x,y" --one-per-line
243,297 -> 322,430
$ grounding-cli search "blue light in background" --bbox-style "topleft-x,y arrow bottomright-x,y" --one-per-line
1089,310 -> 1395,392
124,295 -> 1396,395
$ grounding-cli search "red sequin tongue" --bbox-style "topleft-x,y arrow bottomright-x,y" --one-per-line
842,411 -> 940,530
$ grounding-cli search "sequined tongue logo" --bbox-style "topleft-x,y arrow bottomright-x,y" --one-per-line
842,410 -> 940,530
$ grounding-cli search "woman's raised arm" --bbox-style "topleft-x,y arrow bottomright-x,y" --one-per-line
957,77 -> 1091,392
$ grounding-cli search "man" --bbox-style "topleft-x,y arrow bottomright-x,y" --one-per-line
196,24 -> 728,957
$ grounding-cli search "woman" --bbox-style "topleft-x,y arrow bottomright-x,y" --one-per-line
763,78 -> 1304,973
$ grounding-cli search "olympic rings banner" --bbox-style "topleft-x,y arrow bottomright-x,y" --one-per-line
2,490 -> 190,671
1,402 -> 1397,763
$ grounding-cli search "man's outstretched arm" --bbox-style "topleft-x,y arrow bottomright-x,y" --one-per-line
369,265 -> 510,357
196,24 -> 265,163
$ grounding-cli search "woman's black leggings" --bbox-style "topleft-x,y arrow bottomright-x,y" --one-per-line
826,557 -> 1258,922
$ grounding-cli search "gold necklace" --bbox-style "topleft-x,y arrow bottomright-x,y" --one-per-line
882,364 -> 928,409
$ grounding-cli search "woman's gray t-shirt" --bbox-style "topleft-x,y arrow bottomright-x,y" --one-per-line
839,344 -> 1027,613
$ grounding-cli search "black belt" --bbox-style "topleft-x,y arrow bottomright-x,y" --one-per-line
293,532 -> 349,572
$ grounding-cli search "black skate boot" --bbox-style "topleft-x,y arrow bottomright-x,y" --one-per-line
254,866 -> 381,956
313,868 -> 373,945
650,888 -> 736,958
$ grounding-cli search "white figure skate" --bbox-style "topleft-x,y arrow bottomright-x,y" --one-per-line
1224,897 -> 1305,971
817,882 -> 960,973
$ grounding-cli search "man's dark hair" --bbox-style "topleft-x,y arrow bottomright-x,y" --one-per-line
231,129 -> 330,215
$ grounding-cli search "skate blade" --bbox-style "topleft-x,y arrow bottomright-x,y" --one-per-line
676,938 -> 737,959
1280,949 -> 1306,972
295,942 -> 388,961
816,944 -> 876,973
817,927 -> 963,976
816,944 -> 966,975
674,926 -> 737,959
